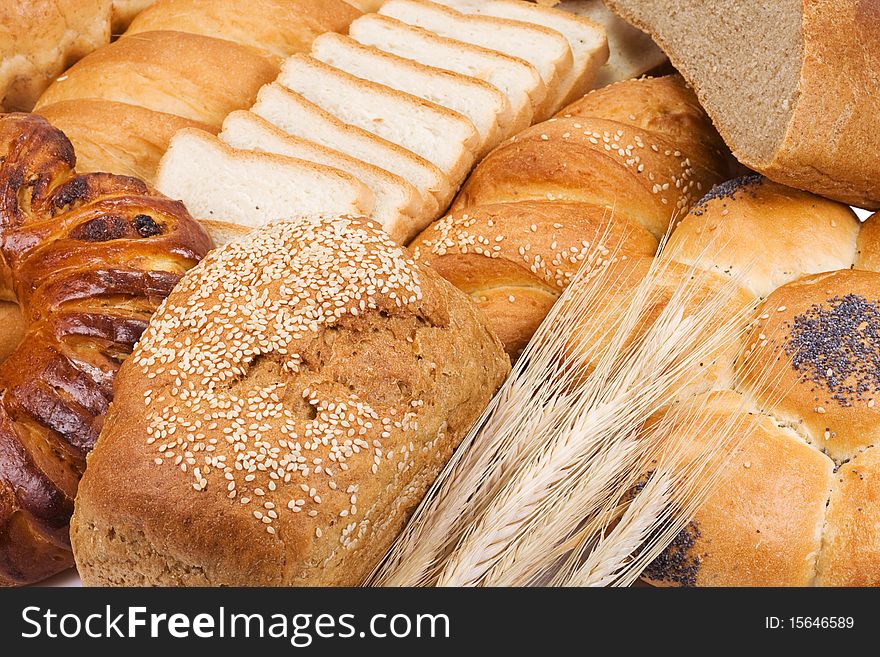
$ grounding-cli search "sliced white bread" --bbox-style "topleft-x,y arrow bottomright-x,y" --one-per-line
277,55 -> 480,185
434,0 -> 609,107
378,0 -> 572,120
251,82 -> 447,214
220,110 -> 428,243
156,128 -> 374,230
311,32 -> 511,155
348,13 -> 540,134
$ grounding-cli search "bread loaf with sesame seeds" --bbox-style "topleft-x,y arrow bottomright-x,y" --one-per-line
633,175 -> 880,586
410,75 -> 733,358
604,0 -> 880,209
71,214 -> 510,586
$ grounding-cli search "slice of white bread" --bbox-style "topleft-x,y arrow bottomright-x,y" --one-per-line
156,128 -> 373,230
435,0 -> 609,106
379,0 -> 572,120
311,32 -> 511,154
220,110 -> 428,243
277,54 -> 479,185
348,14 -> 540,134
251,82 -> 447,213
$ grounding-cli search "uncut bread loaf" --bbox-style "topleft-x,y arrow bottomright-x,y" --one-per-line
410,75 -> 733,358
71,214 -> 510,586
604,0 -> 880,209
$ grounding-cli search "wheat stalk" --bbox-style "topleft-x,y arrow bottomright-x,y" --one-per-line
371,222 -> 767,588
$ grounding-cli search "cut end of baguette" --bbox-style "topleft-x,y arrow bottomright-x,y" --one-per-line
156,128 -> 373,229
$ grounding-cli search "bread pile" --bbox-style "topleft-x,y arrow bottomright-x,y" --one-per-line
71,214 -> 509,585
30,0 -> 361,186
156,0 -> 610,243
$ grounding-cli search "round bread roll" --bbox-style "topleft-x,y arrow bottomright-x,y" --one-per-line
855,211 -> 880,272
37,100 -> 215,185
0,0 -> 110,112
737,269 -> 880,463
641,177 -> 880,586
411,201 -> 658,357
643,391 -> 835,587
71,214 -> 510,586
35,30 -> 278,127
126,0 -> 361,61
666,176 -> 860,298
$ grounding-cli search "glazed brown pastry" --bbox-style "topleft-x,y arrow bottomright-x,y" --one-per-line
410,75 -> 732,358
0,113 -> 210,586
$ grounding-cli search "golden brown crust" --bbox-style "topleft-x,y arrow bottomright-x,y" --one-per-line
126,0 -> 361,61
562,257 -> 755,400
855,212 -> 880,272
0,302 -> 23,362
736,269 -> 880,463
410,201 -> 658,358
0,113 -> 210,586
37,99 -> 216,185
643,391 -> 834,587
665,176 -> 860,298
0,0 -> 111,112
411,76 -> 731,358
34,30 -> 279,127
71,215 -> 510,586
817,446 -> 880,586
453,81 -> 731,239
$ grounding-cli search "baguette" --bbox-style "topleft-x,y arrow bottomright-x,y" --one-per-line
37,99 -> 215,185
35,31 -> 278,127
125,0 -> 361,61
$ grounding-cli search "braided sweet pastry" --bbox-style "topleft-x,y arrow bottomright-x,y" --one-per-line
0,113 -> 210,585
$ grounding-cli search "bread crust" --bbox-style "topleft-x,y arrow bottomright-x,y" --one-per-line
0,0 -> 111,112
643,391 -> 835,587
37,99 -> 215,185
666,176 -> 860,298
0,113 -> 210,586
126,0 -> 361,60
606,0 -> 880,209
34,30 -> 278,127
72,216 -> 509,586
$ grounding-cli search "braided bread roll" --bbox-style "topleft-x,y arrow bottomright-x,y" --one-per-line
410,75 -> 734,358
0,113 -> 210,586
643,176 -> 880,586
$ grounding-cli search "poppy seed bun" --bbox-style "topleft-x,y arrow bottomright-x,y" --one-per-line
71,215 -> 510,586
665,176 -> 860,298
737,269 -> 880,463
